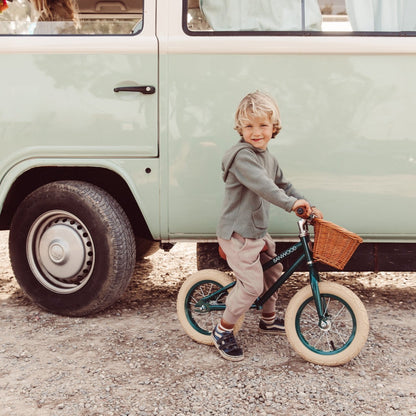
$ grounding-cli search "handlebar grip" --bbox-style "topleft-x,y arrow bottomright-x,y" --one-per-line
296,207 -> 305,216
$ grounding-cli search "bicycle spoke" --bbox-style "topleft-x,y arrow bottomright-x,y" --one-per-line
323,296 -> 331,314
198,285 -> 207,298
190,295 -> 199,305
331,304 -> 346,320
333,325 -> 348,346
305,303 -> 317,314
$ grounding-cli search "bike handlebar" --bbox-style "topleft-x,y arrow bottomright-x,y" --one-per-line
296,207 -> 317,222
296,207 -> 305,216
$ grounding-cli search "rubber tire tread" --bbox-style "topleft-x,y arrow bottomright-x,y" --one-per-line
9,180 -> 136,316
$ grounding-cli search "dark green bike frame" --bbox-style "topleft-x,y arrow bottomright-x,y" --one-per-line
194,219 -> 328,328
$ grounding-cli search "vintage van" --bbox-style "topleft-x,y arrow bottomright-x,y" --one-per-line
0,0 -> 415,316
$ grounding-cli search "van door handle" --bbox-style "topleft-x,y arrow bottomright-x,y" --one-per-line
113,86 -> 156,94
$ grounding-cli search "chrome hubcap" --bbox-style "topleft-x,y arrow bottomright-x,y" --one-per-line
27,211 -> 95,294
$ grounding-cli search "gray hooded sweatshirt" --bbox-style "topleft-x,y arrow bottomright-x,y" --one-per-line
217,140 -> 305,240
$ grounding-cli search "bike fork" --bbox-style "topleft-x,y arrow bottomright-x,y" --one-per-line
309,266 -> 328,327
302,234 -> 328,327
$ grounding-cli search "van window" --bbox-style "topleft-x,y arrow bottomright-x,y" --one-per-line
0,0 -> 143,34
186,0 -> 416,35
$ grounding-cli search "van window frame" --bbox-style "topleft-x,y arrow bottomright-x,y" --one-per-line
182,0 -> 416,37
0,0 -> 144,36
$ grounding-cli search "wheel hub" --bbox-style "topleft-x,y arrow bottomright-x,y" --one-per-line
49,241 -> 67,263
27,211 -> 95,294
319,318 -> 332,331
39,223 -> 87,279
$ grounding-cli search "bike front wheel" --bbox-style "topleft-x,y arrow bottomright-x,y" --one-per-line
285,282 -> 369,366
177,269 -> 244,345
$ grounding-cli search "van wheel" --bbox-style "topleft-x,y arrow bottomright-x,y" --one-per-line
9,180 -> 136,316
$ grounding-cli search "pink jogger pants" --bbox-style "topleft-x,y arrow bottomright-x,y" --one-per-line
218,232 -> 283,325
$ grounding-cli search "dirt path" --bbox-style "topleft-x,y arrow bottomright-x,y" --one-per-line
1,232 -> 415,416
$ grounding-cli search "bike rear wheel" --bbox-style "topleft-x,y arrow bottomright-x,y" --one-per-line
285,281 -> 369,366
177,269 -> 244,345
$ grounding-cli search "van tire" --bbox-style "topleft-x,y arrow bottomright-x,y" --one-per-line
9,180 -> 136,316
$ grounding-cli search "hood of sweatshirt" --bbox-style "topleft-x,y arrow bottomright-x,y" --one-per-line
222,140 -> 265,182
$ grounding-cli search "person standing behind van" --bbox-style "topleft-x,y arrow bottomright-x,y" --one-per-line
31,0 -> 78,33
212,91 -> 323,361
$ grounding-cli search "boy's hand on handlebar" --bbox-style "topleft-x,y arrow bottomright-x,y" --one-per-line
292,201 -> 324,220
292,199 -> 312,218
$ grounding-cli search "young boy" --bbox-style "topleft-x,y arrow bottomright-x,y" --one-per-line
213,91 -> 322,361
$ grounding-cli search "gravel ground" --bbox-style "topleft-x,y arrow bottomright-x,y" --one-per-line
0,231 -> 416,416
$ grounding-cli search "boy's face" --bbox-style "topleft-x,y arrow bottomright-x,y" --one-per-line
241,115 -> 276,150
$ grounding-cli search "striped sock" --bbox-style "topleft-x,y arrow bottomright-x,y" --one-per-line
261,313 -> 276,325
213,321 -> 233,339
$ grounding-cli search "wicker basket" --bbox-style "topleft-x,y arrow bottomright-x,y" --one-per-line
312,218 -> 363,270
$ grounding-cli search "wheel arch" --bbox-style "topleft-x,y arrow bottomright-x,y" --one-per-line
0,166 -> 153,241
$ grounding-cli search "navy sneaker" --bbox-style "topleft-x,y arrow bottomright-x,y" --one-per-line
259,317 -> 285,334
211,325 -> 244,361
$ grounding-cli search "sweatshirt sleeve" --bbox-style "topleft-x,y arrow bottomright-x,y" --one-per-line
274,164 -> 306,201
228,149 -> 298,212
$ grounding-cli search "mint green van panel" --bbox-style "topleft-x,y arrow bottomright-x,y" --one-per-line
105,159 -> 161,239
0,157 -> 161,238
1,1 -> 415,245
166,53 -> 416,241
0,50 -> 158,166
